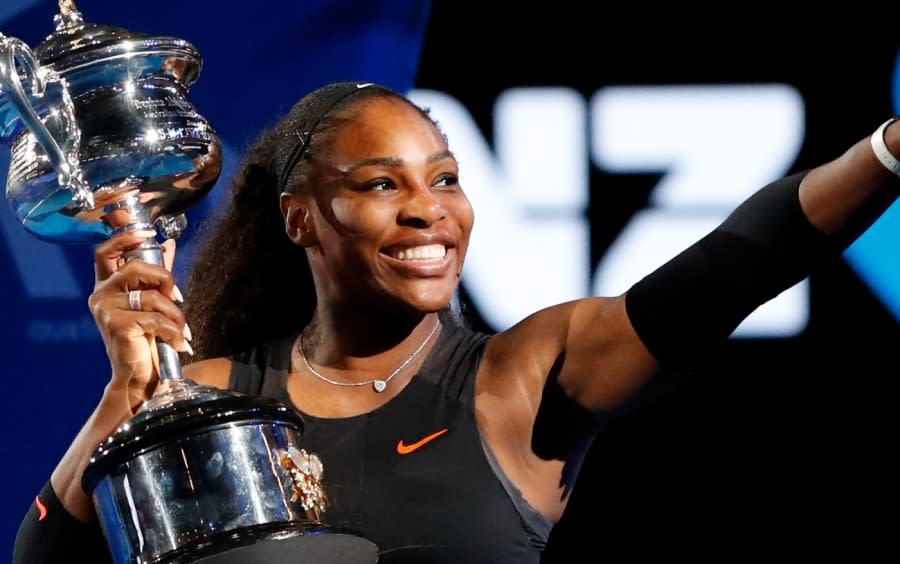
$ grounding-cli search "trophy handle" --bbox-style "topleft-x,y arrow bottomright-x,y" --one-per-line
0,34 -> 94,208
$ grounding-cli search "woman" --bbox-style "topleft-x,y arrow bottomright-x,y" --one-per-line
14,81 -> 900,562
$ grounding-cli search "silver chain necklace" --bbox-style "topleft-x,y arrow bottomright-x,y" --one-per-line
297,318 -> 440,393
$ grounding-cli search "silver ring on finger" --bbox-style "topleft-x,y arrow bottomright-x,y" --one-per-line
128,289 -> 143,312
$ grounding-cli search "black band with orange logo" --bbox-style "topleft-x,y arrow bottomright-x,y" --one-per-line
12,480 -> 110,563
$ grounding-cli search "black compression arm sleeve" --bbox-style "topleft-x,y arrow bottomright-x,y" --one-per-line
624,171 -> 839,370
13,480 -> 111,564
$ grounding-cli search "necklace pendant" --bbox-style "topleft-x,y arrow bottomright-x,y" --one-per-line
373,380 -> 387,393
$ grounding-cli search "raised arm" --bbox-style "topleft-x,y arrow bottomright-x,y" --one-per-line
474,118 -> 900,521
489,118 -> 900,416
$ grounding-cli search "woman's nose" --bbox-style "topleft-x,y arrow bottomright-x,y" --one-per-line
399,187 -> 446,226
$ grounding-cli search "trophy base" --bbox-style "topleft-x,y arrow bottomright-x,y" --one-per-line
159,522 -> 379,564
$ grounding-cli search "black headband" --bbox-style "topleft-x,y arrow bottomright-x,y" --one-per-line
274,82 -> 376,194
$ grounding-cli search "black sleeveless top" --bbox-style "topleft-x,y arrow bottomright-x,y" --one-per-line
229,321 -> 552,564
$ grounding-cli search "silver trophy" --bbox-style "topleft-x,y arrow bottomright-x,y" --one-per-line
0,2 -> 377,562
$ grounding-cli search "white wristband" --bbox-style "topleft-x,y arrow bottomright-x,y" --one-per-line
870,117 -> 900,176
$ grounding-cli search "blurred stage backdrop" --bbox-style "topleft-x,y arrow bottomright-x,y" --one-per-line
1,1 -> 898,562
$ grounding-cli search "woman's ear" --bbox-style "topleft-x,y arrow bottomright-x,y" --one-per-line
280,192 -> 316,247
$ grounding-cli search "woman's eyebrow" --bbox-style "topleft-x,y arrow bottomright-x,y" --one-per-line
341,150 -> 456,174
427,149 -> 455,164
341,156 -> 404,174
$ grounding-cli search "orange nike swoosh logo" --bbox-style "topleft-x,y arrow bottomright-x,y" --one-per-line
35,495 -> 47,521
397,428 -> 449,455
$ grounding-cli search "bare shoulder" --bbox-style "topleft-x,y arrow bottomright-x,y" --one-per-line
481,292 -> 657,413
182,357 -> 233,389
479,296 -> 623,394
483,296 -> 621,371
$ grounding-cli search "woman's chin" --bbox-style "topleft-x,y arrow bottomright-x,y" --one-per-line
393,290 -> 456,316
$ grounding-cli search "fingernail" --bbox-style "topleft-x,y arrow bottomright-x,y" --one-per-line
184,341 -> 194,356
135,229 -> 157,238
183,324 -> 192,342
172,285 -> 185,303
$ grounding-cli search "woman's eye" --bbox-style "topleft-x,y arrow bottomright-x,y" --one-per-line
434,174 -> 459,188
366,179 -> 394,191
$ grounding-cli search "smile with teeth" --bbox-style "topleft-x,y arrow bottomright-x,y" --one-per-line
390,244 -> 447,261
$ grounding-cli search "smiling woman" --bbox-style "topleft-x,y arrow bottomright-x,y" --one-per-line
13,80 -> 900,563
280,94 -> 471,324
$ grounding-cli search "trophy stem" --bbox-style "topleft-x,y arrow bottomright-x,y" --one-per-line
110,189 -> 188,396
125,241 -> 185,385
130,234 -> 205,412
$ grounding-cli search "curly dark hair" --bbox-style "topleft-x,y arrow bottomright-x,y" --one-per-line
183,82 -> 445,360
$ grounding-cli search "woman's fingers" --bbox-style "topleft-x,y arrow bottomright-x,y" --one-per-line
101,259 -> 180,303
124,289 -> 192,351
132,312 -> 191,354
124,288 -> 185,326
105,309 -> 191,355
94,229 -> 158,282
90,232 -> 190,407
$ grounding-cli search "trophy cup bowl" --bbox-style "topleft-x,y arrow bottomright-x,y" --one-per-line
0,2 -> 377,563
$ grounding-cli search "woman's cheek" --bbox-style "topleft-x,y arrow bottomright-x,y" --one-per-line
329,197 -> 370,234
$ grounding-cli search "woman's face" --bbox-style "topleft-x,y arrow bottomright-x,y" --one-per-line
291,96 -> 474,315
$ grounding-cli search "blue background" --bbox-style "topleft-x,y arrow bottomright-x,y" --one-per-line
2,2 -> 900,562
